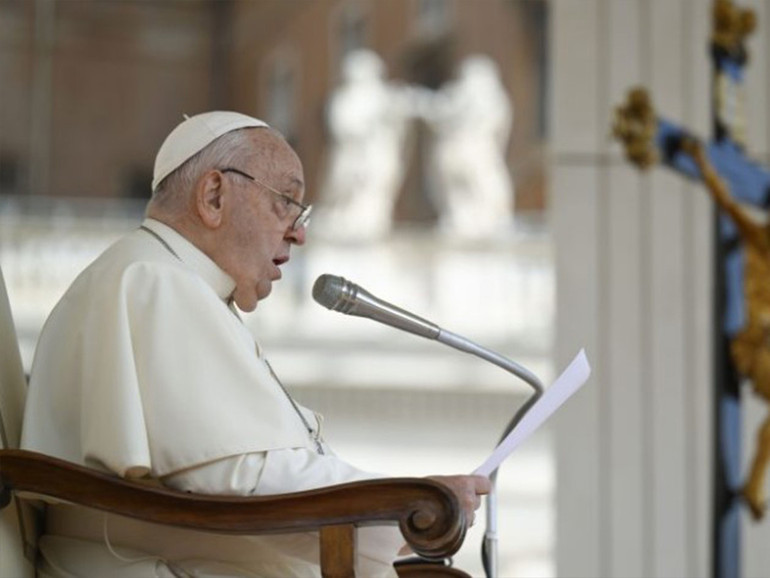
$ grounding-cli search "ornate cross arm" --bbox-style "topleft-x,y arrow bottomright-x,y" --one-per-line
611,87 -> 658,170
611,86 -> 770,209
712,0 -> 756,59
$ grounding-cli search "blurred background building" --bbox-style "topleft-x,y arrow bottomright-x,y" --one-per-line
0,0 -> 547,210
1,1 -> 552,577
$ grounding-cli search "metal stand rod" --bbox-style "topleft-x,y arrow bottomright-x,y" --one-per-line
437,329 -> 544,578
483,472 -> 499,578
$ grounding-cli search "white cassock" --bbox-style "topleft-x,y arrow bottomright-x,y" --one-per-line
21,219 -> 404,578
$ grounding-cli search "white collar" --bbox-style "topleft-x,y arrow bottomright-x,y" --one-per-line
140,218 -> 237,302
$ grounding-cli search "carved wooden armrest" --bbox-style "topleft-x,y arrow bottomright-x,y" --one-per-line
0,449 -> 467,576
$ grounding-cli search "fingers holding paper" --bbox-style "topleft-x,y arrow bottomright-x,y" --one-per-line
428,474 -> 492,526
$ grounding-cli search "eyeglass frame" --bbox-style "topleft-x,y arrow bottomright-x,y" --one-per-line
219,167 -> 312,231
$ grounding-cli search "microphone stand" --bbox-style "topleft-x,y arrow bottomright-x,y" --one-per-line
312,275 -> 545,577
437,329 -> 544,578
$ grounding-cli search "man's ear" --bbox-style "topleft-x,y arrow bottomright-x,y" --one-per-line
195,170 -> 226,228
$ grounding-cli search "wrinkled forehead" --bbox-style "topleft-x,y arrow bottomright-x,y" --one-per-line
246,129 -> 304,184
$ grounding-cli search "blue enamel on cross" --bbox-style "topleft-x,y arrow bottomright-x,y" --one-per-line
612,2 -> 769,577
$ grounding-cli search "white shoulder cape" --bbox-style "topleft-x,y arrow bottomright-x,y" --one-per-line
22,219 -> 310,478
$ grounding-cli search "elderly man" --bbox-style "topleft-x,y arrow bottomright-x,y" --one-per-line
20,112 -> 489,578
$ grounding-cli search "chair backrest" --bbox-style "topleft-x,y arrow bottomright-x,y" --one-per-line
0,266 -> 36,577
0,266 -> 27,452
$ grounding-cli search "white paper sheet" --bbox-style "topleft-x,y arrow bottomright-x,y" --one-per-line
473,349 -> 591,477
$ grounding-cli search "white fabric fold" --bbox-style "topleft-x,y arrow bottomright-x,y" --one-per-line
22,218 -> 310,478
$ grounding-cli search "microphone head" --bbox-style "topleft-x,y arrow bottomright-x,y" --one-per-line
312,274 -> 348,310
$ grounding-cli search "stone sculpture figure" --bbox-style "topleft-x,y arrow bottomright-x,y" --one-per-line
318,50 -> 414,241
423,55 -> 515,239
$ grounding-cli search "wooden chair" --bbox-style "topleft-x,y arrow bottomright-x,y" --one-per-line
0,266 -> 470,578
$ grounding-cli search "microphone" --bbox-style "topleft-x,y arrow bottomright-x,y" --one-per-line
311,274 -> 543,393
312,274 -> 439,339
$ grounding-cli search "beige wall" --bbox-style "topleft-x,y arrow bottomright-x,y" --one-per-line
1,1 -> 214,199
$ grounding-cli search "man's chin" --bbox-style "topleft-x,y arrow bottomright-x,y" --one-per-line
255,283 -> 274,305
234,281 -> 274,312
233,292 -> 260,313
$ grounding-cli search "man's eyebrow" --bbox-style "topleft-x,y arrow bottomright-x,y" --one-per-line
285,176 -> 305,195
272,176 -> 305,203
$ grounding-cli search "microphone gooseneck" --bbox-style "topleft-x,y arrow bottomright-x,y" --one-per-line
311,274 -> 543,394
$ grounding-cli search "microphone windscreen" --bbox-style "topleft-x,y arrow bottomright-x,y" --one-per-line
312,274 -> 346,309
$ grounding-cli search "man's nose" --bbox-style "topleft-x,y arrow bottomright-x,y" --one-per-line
287,224 -> 307,245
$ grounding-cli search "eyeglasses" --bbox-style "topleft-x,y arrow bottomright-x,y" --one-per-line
220,167 -> 312,231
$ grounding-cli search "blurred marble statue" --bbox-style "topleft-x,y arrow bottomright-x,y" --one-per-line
317,50 -> 415,241
423,55 -> 515,239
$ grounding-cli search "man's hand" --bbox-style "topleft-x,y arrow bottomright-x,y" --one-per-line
399,474 -> 492,556
427,474 -> 492,527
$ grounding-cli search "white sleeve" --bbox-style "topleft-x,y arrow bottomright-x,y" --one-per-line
161,452 -> 265,495
256,447 -> 386,494
161,448 -> 383,495
162,449 -> 406,577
